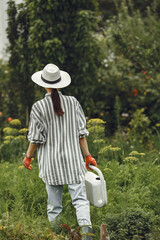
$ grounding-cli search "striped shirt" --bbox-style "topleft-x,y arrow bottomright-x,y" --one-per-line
27,92 -> 89,185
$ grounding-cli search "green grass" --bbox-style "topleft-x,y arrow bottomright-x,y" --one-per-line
0,136 -> 160,239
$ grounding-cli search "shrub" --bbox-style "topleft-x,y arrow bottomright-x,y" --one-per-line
98,2 -> 160,132
127,108 -> 152,147
87,118 -> 106,159
0,119 -> 28,162
104,208 -> 155,240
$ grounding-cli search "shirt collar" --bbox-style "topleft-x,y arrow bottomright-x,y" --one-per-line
45,93 -> 51,97
45,91 -> 62,97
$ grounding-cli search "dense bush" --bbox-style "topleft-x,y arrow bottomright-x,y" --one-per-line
104,208 -> 155,240
97,2 -> 160,133
0,119 -> 28,162
127,108 -> 152,146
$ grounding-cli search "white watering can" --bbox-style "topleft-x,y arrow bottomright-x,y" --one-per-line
85,164 -> 107,208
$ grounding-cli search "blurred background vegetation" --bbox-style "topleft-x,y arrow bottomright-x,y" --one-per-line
0,0 -> 160,135
1,1 -> 160,239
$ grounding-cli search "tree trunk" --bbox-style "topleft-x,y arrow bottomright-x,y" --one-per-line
26,105 -> 29,127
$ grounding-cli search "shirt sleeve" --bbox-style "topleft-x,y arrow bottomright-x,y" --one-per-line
76,100 -> 89,138
27,104 -> 46,144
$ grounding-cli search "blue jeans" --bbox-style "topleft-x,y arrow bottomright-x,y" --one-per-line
45,180 -> 92,226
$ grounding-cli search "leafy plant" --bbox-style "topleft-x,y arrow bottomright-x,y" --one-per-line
60,224 -> 82,240
127,108 -> 152,146
0,119 -> 28,162
98,1 -> 160,133
87,118 -> 106,159
6,0 -> 102,124
104,207 -> 155,240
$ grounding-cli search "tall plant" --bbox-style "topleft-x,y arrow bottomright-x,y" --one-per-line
26,0 -> 102,113
0,60 -> 9,131
6,0 -> 102,124
6,0 -> 34,126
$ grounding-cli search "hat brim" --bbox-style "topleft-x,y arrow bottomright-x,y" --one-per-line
31,70 -> 71,89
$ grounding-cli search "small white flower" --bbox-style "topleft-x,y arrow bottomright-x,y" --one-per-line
121,113 -> 129,117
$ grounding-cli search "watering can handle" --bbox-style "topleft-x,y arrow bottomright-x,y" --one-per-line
88,164 -> 107,207
88,164 -> 105,182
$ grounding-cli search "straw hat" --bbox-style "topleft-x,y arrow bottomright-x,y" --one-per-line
31,63 -> 71,88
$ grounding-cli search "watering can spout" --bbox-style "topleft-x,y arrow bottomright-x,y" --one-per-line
85,165 -> 107,208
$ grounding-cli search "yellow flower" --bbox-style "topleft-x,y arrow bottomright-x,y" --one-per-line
139,153 -> 145,156
99,113 -> 104,117
132,165 -> 138,170
123,156 -> 138,162
18,166 -> 24,169
129,151 -> 139,155
3,127 -> 13,133
14,136 -> 26,140
3,127 -> 19,136
93,139 -> 105,144
129,151 -> 145,156
4,136 -> 14,141
109,147 -> 121,152
10,119 -> 21,126
99,145 -> 121,154
87,118 -> 106,125
88,126 -> 105,134
87,118 -> 106,137
19,128 -> 29,134
98,145 -> 112,154
3,140 -> 10,144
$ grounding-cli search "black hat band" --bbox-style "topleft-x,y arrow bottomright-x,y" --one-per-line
41,75 -> 61,84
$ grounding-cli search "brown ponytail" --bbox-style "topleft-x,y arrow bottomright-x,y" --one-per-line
51,89 -> 64,116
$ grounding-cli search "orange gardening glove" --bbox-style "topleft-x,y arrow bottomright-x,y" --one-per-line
85,154 -> 97,171
22,155 -> 32,170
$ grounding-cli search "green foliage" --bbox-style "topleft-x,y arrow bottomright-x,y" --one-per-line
0,128 -> 160,239
127,108 -> 152,146
99,0 -> 160,22
60,224 -> 82,239
104,208 -> 155,240
98,2 -> 160,132
114,95 -> 121,129
31,0 -> 102,114
0,119 -> 28,162
87,118 -> 106,159
0,60 -> 10,131
6,0 -> 102,125
5,0 -> 160,133
6,0 -> 34,126
2,0 -> 160,237
4,0 -> 160,134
